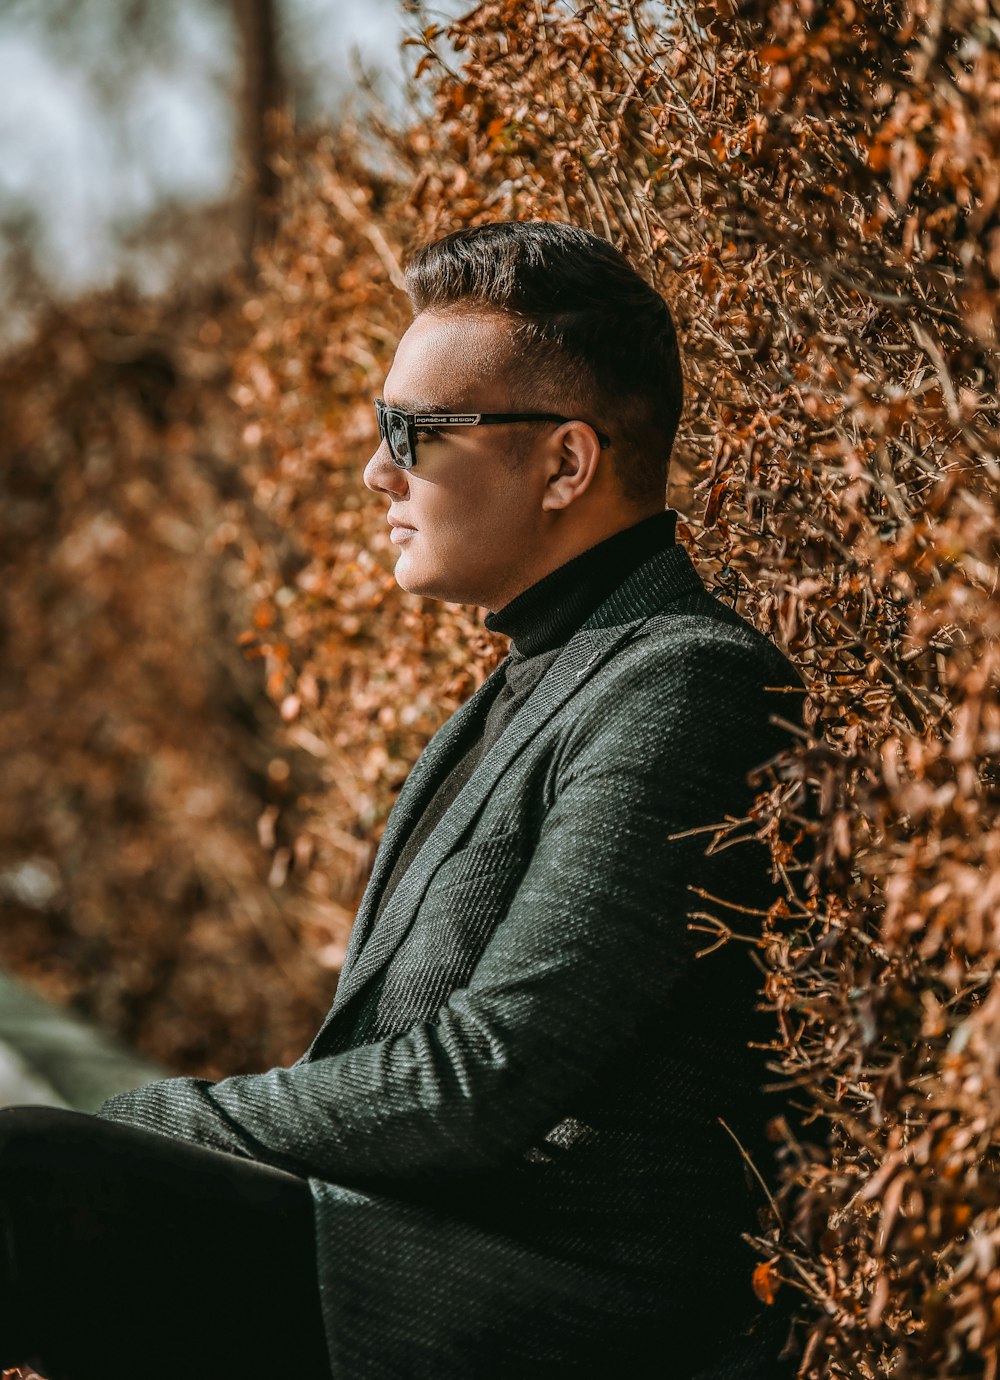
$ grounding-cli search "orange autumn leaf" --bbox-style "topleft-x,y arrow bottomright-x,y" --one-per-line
752,1259 -> 781,1305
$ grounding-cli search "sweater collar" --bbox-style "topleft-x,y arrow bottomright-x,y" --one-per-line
484,509 -> 678,657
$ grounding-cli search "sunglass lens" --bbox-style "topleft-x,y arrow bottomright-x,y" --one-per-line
386,410 -> 411,467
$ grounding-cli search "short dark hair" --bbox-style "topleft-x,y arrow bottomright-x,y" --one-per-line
404,221 -> 683,507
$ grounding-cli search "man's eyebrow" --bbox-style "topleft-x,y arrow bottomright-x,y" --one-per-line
382,398 -> 453,414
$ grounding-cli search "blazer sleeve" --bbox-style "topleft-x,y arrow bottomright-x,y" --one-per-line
97,634 -> 798,1186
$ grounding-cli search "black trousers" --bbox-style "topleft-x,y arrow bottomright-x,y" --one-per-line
0,1105 -> 330,1380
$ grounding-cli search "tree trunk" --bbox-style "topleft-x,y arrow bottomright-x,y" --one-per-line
232,0 -> 283,264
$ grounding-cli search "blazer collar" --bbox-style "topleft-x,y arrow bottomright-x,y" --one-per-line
311,541 -> 706,1035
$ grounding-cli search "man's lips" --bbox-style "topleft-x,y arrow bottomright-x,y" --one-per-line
388,517 -> 417,542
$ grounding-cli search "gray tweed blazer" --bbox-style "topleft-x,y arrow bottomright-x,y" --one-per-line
99,540 -> 803,1378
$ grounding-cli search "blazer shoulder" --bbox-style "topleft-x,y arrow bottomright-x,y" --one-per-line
612,594 -> 802,691
559,597 -> 804,767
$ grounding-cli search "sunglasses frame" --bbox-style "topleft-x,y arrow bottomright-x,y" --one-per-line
374,398 -> 611,469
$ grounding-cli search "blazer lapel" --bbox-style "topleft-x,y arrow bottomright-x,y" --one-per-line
310,541 -> 707,1046
325,617 -> 646,1022
335,657 -> 512,985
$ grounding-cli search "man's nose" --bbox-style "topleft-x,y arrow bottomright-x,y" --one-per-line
363,439 -> 408,496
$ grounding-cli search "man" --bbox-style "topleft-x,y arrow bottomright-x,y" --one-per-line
0,222 -> 801,1378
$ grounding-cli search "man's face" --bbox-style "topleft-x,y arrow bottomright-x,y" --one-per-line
363,309 -> 553,612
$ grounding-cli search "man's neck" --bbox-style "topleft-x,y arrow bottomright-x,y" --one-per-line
485,506 -> 666,614
485,509 -> 677,656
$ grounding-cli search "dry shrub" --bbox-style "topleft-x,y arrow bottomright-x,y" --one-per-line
0,290 -> 339,1076
232,2 -> 999,1374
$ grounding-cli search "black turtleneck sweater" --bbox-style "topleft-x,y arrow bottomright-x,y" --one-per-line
373,509 -> 677,922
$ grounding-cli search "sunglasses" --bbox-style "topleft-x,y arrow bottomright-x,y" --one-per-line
374,398 -> 611,469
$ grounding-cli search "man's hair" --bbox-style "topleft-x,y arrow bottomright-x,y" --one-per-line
404,221 -> 684,507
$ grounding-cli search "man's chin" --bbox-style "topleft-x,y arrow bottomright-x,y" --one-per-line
392,552 -> 435,599
392,554 -> 471,607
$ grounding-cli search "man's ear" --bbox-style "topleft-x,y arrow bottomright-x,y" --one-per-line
540,420 -> 604,512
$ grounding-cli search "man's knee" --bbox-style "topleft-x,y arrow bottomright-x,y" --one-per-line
0,1104 -> 89,1169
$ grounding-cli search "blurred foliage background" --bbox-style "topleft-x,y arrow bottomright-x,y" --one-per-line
2,2 -> 999,1375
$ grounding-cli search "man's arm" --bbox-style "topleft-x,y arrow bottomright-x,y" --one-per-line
98,634 -> 796,1186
